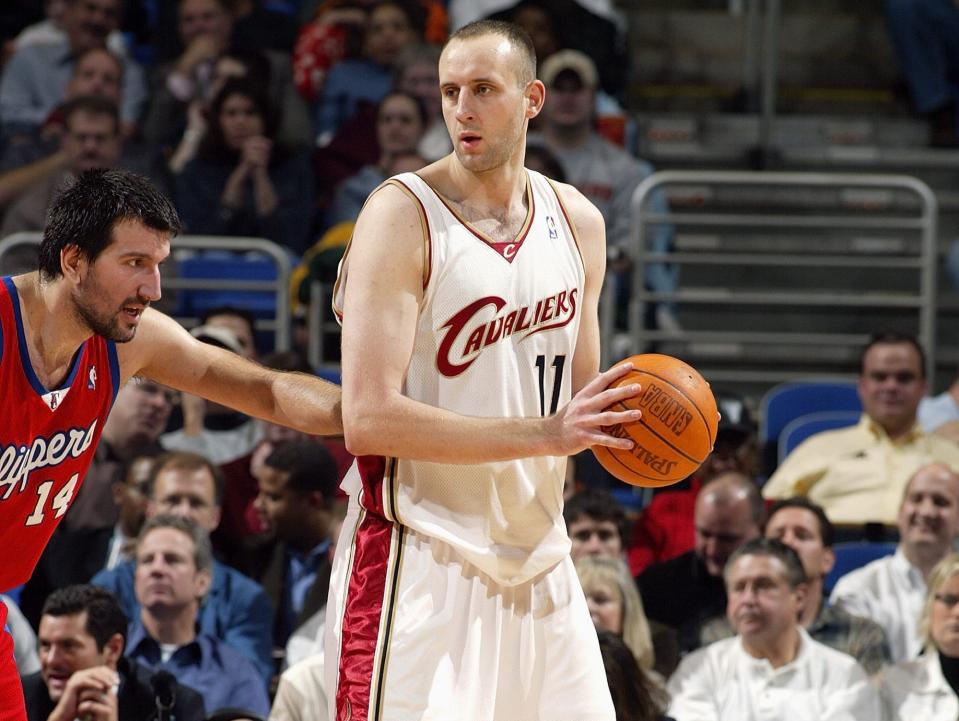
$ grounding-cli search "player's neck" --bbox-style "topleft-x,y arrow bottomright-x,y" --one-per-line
14,273 -> 92,384
444,155 -> 527,214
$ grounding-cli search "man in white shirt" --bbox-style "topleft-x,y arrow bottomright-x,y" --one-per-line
667,538 -> 879,721
830,461 -> 959,662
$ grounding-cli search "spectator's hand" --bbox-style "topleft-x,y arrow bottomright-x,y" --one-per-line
48,667 -> 119,721
241,136 -> 273,172
185,100 -> 208,137
178,34 -> 224,76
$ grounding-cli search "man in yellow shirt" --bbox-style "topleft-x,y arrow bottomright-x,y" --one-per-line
763,333 -> 959,525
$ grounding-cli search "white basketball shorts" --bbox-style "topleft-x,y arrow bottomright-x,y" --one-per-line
324,499 -> 615,721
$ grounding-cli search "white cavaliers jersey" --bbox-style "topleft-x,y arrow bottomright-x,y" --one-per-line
334,169 -> 585,586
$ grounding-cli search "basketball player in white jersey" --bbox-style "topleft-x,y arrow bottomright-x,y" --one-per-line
327,20 -> 641,721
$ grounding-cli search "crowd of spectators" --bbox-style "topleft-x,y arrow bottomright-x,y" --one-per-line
1,1 -> 958,720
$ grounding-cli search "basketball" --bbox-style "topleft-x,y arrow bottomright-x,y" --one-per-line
592,354 -> 719,488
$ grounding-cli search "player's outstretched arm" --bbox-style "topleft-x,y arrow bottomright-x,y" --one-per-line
340,183 -> 639,463
116,309 -> 342,436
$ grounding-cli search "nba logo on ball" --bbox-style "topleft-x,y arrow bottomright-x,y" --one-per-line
592,354 -> 719,488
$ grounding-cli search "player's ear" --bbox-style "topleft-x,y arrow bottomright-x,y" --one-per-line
60,244 -> 86,282
526,79 -> 546,119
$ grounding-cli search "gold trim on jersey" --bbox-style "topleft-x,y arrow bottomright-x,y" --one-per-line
384,179 -> 432,290
545,177 -> 586,277
370,523 -> 406,720
384,456 -> 402,525
417,173 -> 535,253
330,178 -> 432,322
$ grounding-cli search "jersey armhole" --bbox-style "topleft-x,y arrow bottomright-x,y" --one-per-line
545,178 -> 586,276
383,178 -> 432,291
331,179 -> 432,323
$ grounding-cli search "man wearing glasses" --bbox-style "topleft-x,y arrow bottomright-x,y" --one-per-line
764,332 -> 959,526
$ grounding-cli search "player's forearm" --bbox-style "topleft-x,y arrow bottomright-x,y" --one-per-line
268,371 -> 343,436
343,392 -> 559,463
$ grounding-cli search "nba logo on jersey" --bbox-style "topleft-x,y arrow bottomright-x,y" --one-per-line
88,366 -> 97,390
546,215 -> 558,239
49,392 -> 59,410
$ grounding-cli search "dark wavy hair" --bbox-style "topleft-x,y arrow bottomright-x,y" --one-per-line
39,169 -> 180,280
199,77 -> 283,165
42,585 -> 129,652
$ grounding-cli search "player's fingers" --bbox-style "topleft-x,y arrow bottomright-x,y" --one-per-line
592,409 -> 641,427
587,430 -> 634,450
582,362 -> 634,395
591,383 -> 642,410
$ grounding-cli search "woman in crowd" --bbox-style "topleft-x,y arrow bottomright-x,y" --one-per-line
881,552 -> 959,718
597,632 -> 673,721
175,77 -> 315,253
576,556 -> 656,674
324,90 -> 425,229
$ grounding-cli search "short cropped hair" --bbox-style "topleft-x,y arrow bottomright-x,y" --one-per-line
39,169 -> 180,280
859,331 -> 926,379
137,514 -> 214,574
42,585 -> 128,652
62,94 -> 120,134
445,20 -> 536,86
146,450 -> 225,507
724,537 -> 808,589
264,441 -> 339,500
563,488 -> 629,549
766,497 -> 835,548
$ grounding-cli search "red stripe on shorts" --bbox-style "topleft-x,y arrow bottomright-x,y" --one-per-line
0,604 -> 27,721
356,455 -> 388,518
336,512 -> 396,721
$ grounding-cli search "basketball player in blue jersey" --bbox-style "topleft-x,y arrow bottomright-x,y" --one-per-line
328,20 -> 641,721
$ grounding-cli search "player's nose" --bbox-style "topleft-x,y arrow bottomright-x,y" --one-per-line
140,266 -> 162,302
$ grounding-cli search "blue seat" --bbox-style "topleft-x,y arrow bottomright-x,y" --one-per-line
759,379 -> 862,476
175,253 -> 280,319
825,541 -> 897,592
778,410 -> 862,463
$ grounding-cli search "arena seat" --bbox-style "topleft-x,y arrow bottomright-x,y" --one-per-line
777,410 -> 862,463
825,541 -> 897,592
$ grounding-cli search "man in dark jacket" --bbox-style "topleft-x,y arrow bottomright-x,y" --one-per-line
21,585 -> 205,721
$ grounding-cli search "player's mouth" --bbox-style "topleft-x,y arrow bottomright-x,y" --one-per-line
122,304 -> 146,322
458,131 -> 482,149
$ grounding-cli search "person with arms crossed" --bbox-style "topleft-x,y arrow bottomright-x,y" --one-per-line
326,19 -> 641,721
0,168 -> 342,719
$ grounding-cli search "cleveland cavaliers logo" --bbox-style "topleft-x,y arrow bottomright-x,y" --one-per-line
437,289 -> 579,377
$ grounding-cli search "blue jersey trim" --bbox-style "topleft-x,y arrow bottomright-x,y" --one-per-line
3,275 -> 85,396
0,277 -> 5,366
107,340 -> 120,403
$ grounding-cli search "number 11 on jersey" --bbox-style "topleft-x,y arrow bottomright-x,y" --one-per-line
536,354 -> 566,416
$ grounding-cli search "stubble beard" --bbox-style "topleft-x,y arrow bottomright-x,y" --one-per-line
73,275 -> 141,343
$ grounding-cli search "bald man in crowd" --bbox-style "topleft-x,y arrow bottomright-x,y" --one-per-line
830,462 -> 959,662
638,471 -> 764,652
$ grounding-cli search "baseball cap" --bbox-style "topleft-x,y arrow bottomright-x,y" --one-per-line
539,49 -> 598,89
190,324 -> 244,355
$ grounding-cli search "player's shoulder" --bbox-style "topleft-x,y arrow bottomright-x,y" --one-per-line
545,178 -> 604,232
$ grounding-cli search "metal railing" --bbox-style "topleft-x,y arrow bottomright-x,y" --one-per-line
613,170 -> 939,386
0,232 -> 294,351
